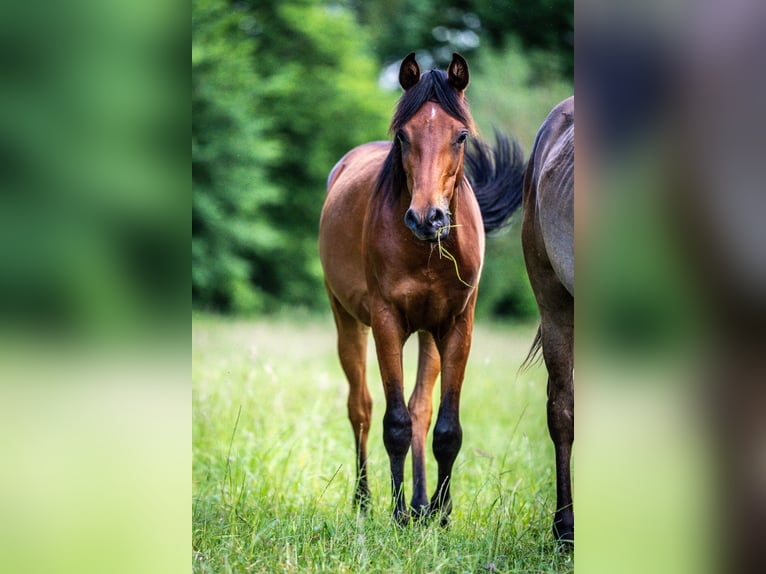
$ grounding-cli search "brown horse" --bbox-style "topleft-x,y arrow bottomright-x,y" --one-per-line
521,96 -> 575,546
319,52 -> 524,525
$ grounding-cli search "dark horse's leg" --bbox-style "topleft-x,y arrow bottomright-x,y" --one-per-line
371,305 -> 411,525
429,309 -> 475,525
541,304 -> 574,547
408,331 -> 441,517
328,291 -> 373,511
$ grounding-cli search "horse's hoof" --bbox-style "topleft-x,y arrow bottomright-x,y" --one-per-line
438,512 -> 451,528
354,497 -> 371,514
421,504 -> 451,527
393,508 -> 410,527
427,496 -> 452,527
553,523 -> 574,551
410,504 -> 431,524
353,494 -> 372,519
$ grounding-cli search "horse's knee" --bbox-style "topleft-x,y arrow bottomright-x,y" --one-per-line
432,417 -> 462,463
383,406 -> 412,457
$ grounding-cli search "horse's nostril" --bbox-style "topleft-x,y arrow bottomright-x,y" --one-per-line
428,207 -> 447,230
405,207 -> 449,239
404,208 -> 419,230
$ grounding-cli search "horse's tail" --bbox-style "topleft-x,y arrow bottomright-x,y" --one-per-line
519,324 -> 543,372
464,129 -> 525,233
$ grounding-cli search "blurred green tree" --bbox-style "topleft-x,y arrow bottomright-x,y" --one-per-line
192,0 -> 391,313
344,0 -> 572,78
193,0 -> 279,312
469,0 -> 573,79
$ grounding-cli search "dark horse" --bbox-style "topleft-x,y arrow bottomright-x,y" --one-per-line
521,96 -> 575,546
319,53 -> 524,524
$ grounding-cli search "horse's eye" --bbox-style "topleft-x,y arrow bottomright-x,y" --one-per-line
456,132 -> 468,145
396,131 -> 409,147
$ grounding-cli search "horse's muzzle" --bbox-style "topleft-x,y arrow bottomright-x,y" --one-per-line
404,207 -> 450,242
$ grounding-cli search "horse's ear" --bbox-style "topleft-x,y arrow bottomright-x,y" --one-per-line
448,52 -> 470,92
399,52 -> 421,91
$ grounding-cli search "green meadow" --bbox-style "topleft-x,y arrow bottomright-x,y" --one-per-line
193,315 -> 572,573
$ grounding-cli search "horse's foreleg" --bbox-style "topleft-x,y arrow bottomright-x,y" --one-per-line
372,307 -> 411,525
430,310 -> 474,525
329,293 -> 372,511
541,314 -> 574,547
408,331 -> 440,517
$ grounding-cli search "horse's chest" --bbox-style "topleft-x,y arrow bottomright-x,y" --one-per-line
366,230 -> 481,330
383,270 -> 473,328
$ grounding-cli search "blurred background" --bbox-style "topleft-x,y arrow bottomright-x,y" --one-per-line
192,0 -> 573,322
5,0 -> 764,572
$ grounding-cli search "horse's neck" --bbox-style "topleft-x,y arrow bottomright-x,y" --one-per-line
451,181 -> 481,233
449,181 -> 485,266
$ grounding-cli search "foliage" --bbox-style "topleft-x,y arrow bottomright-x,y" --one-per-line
193,0 -> 392,313
470,0 -> 574,78
193,316 -> 573,572
345,0 -> 572,78
193,0 -> 279,312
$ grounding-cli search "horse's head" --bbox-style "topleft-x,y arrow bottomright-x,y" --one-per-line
395,52 -> 473,242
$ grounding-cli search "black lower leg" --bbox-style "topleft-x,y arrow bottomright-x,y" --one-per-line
547,384 -> 574,547
383,404 -> 412,525
430,412 -> 462,524
553,447 -> 574,547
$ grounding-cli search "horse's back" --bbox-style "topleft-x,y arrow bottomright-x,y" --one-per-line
326,141 -> 390,192
319,141 -> 391,324
526,97 -> 574,296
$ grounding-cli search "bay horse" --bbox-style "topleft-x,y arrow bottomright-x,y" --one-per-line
521,96 -> 575,546
319,52 -> 524,525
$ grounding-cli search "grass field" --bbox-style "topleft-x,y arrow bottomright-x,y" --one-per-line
192,314 -> 573,573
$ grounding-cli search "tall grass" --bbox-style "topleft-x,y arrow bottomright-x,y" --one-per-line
192,314 -> 572,573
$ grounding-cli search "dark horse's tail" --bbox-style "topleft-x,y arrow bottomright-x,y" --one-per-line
520,324 -> 543,372
464,129 -> 525,233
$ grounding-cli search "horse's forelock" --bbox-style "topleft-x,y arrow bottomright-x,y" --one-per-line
390,70 -> 474,134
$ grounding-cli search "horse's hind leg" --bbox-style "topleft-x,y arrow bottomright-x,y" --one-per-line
541,307 -> 574,546
408,331 -> 441,517
328,291 -> 372,511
